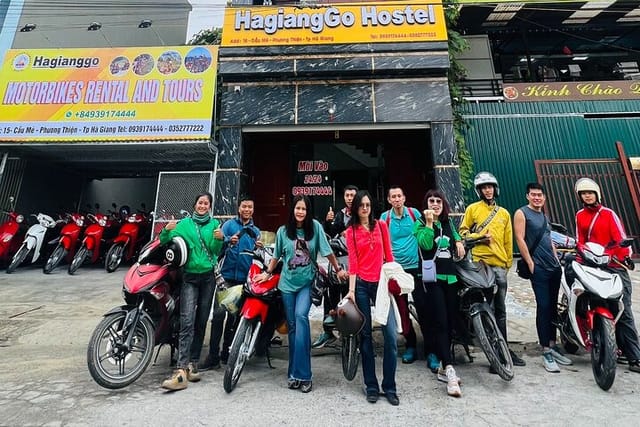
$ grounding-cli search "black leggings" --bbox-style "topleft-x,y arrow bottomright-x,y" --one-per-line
423,280 -> 458,366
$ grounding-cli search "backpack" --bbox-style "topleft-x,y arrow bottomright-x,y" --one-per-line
385,207 -> 417,225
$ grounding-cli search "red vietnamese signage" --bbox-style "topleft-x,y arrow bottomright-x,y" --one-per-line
502,81 -> 640,102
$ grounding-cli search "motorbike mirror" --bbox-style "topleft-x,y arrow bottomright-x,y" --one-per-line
620,238 -> 634,248
179,209 -> 190,218
95,203 -> 100,210
9,196 -> 14,203
141,202 -> 146,210
112,202 -> 117,209
550,222 -> 568,234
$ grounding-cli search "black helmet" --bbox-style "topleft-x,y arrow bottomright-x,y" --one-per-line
334,298 -> 364,336
165,236 -> 188,267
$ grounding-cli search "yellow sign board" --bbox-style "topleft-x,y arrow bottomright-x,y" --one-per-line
221,1 -> 447,47
0,46 -> 218,141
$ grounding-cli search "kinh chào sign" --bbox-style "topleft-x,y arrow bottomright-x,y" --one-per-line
221,1 -> 448,47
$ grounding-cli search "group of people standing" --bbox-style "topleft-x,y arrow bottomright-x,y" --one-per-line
157,170 -> 640,400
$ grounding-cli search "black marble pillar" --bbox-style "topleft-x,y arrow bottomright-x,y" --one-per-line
431,121 -> 465,222
214,127 -> 242,218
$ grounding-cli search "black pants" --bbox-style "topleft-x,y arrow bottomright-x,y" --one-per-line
423,279 -> 458,366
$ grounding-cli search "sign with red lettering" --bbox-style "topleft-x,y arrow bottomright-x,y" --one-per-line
292,160 -> 333,196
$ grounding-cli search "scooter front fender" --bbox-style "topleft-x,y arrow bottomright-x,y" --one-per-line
469,301 -> 493,318
240,297 -> 270,324
587,306 -> 615,330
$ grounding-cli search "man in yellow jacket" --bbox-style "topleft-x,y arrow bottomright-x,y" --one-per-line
459,172 -> 526,367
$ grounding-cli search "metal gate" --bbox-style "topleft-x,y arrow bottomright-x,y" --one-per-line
0,155 -> 26,219
152,171 -> 216,238
535,148 -> 640,253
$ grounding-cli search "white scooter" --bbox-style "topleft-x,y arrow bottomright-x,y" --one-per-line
555,231 -> 633,391
6,213 -> 57,274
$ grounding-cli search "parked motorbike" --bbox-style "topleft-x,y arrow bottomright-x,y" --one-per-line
87,236 -> 187,389
223,246 -> 283,393
0,196 -> 25,265
452,236 -> 514,381
69,207 -> 117,275
105,205 -> 150,273
6,213 -> 57,274
554,227 -> 631,391
43,212 -> 85,274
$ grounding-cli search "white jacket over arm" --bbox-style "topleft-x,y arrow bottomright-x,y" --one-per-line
374,261 -> 414,333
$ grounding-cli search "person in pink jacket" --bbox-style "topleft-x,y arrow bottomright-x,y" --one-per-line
345,190 -> 399,406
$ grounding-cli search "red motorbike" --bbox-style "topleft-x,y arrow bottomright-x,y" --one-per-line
43,212 -> 85,274
0,196 -> 24,265
87,236 -> 187,389
105,206 -> 150,273
223,246 -> 283,393
68,211 -> 117,275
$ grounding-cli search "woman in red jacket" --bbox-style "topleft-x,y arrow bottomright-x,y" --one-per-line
345,190 -> 398,405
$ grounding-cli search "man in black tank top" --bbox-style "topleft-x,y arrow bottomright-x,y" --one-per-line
514,183 -> 572,373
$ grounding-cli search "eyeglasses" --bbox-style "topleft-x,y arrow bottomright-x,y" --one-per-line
427,198 -> 443,204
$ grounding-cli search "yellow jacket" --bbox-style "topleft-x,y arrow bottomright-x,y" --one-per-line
459,200 -> 513,269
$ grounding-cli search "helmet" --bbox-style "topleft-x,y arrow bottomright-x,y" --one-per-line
334,298 -> 365,336
165,236 -> 188,267
119,205 -> 131,218
473,172 -> 499,198
574,177 -> 601,202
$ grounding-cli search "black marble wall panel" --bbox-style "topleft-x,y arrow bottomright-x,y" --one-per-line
373,54 -> 449,73
296,56 -> 373,75
214,170 -> 240,217
297,84 -> 374,124
435,166 -> 465,216
218,59 -> 294,76
220,85 -> 296,126
374,81 -> 452,122
431,122 -> 456,165
217,127 -> 242,169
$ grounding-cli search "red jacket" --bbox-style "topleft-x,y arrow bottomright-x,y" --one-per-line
575,204 -> 631,264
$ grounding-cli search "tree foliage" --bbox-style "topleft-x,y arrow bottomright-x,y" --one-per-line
189,27 -> 222,45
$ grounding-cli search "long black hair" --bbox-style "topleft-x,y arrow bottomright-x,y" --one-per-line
348,190 -> 375,231
286,195 -> 315,240
194,191 -> 213,207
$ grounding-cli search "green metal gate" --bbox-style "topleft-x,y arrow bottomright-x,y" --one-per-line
534,155 -> 640,253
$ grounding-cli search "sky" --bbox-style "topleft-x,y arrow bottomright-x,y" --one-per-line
186,0 -> 228,42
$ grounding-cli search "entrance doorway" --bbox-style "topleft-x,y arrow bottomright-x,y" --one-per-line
245,128 -> 433,233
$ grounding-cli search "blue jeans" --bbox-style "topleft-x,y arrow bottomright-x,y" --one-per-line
530,266 -> 561,347
282,286 -> 312,381
355,278 -> 397,395
178,271 -> 215,369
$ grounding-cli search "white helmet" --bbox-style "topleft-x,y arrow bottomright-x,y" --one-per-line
575,177 -> 601,202
474,171 -> 499,198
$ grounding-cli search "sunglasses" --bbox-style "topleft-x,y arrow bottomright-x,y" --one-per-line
427,198 -> 443,204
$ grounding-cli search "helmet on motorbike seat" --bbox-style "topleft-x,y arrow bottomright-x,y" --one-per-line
334,298 -> 365,336
574,177 -> 601,203
473,172 -> 500,198
165,236 -> 188,267
119,205 -> 131,218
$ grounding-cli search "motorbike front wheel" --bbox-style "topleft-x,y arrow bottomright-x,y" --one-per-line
105,243 -> 125,273
591,315 -> 617,391
224,317 -> 255,393
87,311 -> 155,389
68,246 -> 88,275
6,244 -> 29,274
341,334 -> 359,381
43,245 -> 67,274
472,309 -> 514,381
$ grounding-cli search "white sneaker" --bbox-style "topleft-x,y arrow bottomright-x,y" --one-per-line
549,346 -> 573,366
445,365 -> 462,397
543,351 -> 561,373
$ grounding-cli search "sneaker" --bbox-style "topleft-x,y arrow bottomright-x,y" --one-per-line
300,380 -> 313,393
510,350 -> 526,367
629,360 -> 640,373
199,354 -> 221,371
437,367 -> 461,385
542,351 -> 561,373
323,315 -> 336,328
312,331 -> 337,349
288,379 -> 301,389
427,353 -> 441,373
366,390 -> 379,403
445,365 -> 462,397
385,392 -> 400,406
186,362 -> 201,382
161,369 -> 188,391
549,345 -> 573,366
401,347 -> 416,364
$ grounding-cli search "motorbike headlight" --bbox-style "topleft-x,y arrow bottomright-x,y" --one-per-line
128,216 -> 136,223
584,250 -> 610,266
16,215 -> 24,223
2,235 -> 12,243
75,218 -> 84,227
98,218 -> 107,227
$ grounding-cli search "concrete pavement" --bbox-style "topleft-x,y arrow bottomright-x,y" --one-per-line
1,264 -> 640,426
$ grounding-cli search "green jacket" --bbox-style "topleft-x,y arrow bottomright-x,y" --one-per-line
159,217 -> 222,274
